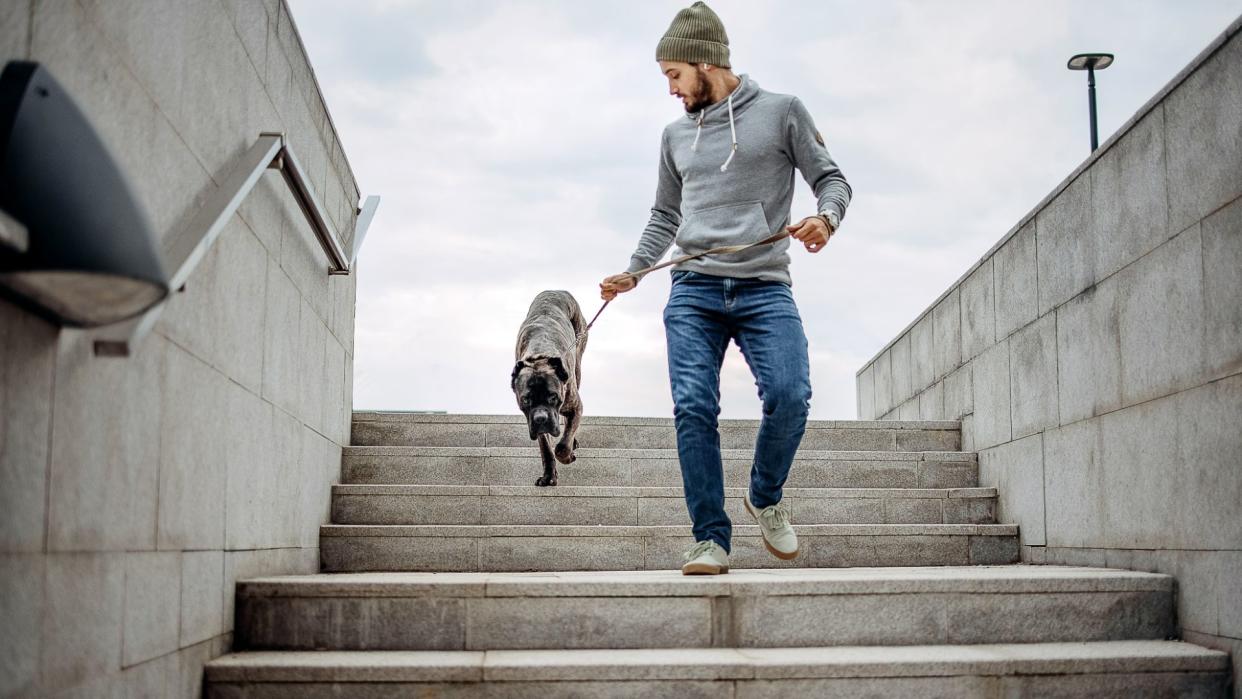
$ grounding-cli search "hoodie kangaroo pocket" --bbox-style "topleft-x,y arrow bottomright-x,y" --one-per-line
675,201 -> 769,259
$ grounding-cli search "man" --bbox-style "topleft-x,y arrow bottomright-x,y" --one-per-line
599,1 -> 851,575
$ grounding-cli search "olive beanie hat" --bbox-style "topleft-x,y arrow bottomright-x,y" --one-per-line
656,1 -> 730,68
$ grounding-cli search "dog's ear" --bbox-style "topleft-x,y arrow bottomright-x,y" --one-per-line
511,360 -> 526,389
548,356 -> 569,383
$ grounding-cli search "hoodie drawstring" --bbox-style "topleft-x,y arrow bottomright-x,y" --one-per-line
692,90 -> 738,171
720,90 -> 737,172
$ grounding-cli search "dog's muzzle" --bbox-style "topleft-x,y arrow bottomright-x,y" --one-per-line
528,408 -> 561,440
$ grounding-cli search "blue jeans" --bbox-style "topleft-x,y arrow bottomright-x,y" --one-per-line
663,270 -> 812,553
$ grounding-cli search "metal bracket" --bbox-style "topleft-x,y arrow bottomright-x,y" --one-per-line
351,195 -> 380,266
92,133 -> 380,356
0,208 -> 28,256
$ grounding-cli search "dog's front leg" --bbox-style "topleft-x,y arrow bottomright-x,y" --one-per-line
536,433 -> 558,487
555,404 -> 581,465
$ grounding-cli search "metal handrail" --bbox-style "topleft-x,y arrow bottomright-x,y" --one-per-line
93,132 -> 380,356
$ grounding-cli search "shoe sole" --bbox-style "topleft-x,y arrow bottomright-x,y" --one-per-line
681,563 -> 729,575
745,496 -> 800,561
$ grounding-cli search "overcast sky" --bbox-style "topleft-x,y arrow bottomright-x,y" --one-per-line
290,0 -> 1239,420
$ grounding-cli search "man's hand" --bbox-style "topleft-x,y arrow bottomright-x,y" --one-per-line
600,273 -> 638,301
787,216 -> 833,253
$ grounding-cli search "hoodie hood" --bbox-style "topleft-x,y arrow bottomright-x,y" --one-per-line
686,74 -> 759,172
687,73 -> 759,121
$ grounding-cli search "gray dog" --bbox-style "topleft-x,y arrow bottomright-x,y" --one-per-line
511,290 -> 586,487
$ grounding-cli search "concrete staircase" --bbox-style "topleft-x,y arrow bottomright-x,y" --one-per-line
204,413 -> 1231,697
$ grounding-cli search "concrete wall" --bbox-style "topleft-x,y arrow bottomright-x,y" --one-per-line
856,14 -> 1242,690
1,1 -> 360,696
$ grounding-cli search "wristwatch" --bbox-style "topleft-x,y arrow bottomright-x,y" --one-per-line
816,210 -> 839,233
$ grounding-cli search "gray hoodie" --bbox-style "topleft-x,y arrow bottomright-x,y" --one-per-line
627,74 -> 851,285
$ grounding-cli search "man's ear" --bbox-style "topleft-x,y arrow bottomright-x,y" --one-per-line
511,360 -> 526,389
547,356 -> 569,383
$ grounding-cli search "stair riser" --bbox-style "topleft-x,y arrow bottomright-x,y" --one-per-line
206,673 -> 1232,699
331,493 -> 997,526
235,589 -> 1171,651
351,423 -> 961,452
319,533 -> 1019,572
342,456 -> 979,489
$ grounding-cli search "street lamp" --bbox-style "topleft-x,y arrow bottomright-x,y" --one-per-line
1067,53 -> 1114,153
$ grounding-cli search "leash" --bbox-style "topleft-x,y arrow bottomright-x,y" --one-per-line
576,230 -> 792,345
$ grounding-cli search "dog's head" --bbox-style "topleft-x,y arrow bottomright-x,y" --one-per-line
511,355 -> 569,440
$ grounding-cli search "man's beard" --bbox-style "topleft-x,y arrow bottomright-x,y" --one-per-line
683,67 -> 713,113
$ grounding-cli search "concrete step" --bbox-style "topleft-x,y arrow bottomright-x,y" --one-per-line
331,485 -> 998,526
232,566 -> 1173,651
351,412 -> 962,451
205,641 -> 1230,697
343,447 -> 979,489
318,523 -> 1019,572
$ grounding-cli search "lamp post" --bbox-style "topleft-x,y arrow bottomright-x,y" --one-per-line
1067,53 -> 1114,152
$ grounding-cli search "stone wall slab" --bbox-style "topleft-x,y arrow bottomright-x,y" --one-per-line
0,306 -> 55,553
1165,34 -> 1242,234
122,551 -> 181,667
1116,226 -> 1205,407
1055,281 -> 1122,424
47,334 -> 164,552
979,433 -> 1045,546
1036,174 -> 1093,316
1009,313 -> 1058,439
970,340 -> 1010,450
993,222 -> 1037,340
1089,108 -> 1170,280
959,258 -> 995,362
1201,196 -> 1242,380
932,288 -> 961,381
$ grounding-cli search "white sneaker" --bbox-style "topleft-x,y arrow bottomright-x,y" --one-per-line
745,491 -> 799,560
681,540 -> 729,575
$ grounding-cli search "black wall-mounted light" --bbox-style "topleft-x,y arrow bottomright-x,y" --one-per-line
0,61 -> 168,327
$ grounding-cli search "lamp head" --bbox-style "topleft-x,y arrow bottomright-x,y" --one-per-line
0,61 -> 168,327
1067,53 -> 1114,71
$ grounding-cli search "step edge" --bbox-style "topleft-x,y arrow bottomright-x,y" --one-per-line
320,526 -> 1018,536
331,485 -> 998,499
318,523 -> 1020,537
204,641 -> 1228,683
353,413 -> 963,430
235,566 -> 1174,599
343,447 -> 978,461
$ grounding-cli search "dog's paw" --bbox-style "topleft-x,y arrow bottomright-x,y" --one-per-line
535,474 -> 558,487
554,443 -> 577,465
